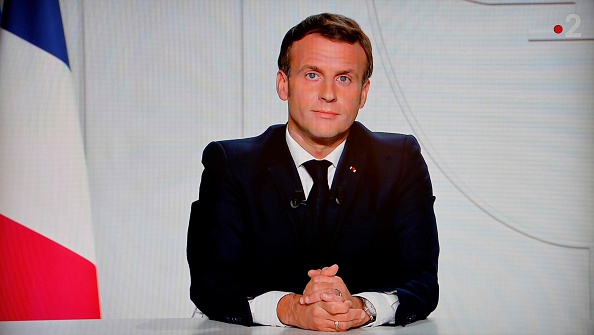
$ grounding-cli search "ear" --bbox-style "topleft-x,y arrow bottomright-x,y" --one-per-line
276,70 -> 289,101
358,79 -> 370,109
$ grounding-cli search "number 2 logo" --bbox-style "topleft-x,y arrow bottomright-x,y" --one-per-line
565,14 -> 582,38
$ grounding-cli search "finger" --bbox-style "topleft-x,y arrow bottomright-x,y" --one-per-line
330,320 -> 342,332
332,308 -> 368,323
329,313 -> 366,333
307,269 -> 322,278
332,319 -> 362,332
312,275 -> 344,287
307,264 -> 339,279
306,280 -> 336,292
316,317 -> 348,332
303,280 -> 349,304
301,285 -> 336,303
319,300 -> 352,315
302,279 -> 335,297
307,306 -> 342,332
321,291 -> 345,302
311,275 -> 340,285
302,272 -> 351,304
319,320 -> 341,333
320,264 -> 339,276
301,288 -> 345,304
332,320 -> 344,332
311,276 -> 352,300
306,281 -> 347,299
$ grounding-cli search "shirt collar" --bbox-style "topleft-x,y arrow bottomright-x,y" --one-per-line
285,126 -> 345,168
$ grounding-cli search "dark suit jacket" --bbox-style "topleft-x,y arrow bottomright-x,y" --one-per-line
187,122 -> 439,327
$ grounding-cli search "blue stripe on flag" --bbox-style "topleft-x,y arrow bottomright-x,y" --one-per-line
0,0 -> 69,68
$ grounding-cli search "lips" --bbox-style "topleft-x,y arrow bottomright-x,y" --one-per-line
312,110 -> 339,118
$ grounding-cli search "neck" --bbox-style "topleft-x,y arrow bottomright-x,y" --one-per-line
287,124 -> 348,159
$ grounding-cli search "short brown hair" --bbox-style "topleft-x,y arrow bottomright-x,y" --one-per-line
278,13 -> 373,84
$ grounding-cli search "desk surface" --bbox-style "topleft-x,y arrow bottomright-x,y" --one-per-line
1,316 -> 593,335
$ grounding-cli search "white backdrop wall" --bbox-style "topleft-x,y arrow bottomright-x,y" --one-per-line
55,0 -> 592,331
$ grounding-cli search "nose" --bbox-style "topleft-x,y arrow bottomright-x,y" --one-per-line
319,79 -> 336,103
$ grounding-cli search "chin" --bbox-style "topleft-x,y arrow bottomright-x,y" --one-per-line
310,128 -> 348,143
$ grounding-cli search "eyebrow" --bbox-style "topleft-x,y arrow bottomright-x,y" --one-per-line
299,64 -> 357,76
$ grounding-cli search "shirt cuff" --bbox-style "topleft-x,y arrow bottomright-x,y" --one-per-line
355,291 -> 399,327
248,291 -> 292,327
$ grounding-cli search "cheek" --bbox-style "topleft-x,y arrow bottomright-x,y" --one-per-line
343,92 -> 364,113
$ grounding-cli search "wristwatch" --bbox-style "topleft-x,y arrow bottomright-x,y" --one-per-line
359,297 -> 377,324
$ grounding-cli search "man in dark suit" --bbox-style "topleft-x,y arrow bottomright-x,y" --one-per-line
187,13 -> 439,332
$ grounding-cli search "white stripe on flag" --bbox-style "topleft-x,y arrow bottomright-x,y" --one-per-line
0,20 -> 95,264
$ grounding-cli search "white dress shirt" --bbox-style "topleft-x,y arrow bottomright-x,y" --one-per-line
247,128 -> 399,327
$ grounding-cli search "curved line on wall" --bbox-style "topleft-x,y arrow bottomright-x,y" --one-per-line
365,0 -> 588,252
462,0 -> 575,6
366,0 -> 592,317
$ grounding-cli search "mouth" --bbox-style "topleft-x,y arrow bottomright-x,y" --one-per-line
312,110 -> 339,118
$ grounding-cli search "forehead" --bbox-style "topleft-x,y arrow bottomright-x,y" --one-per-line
289,33 -> 367,74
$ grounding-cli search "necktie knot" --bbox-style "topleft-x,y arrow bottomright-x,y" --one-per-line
303,160 -> 332,184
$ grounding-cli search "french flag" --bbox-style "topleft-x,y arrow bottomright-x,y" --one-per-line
0,0 -> 101,320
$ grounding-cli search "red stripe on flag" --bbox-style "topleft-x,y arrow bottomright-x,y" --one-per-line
0,214 -> 101,321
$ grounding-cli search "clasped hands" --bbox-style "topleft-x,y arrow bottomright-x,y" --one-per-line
277,264 -> 370,332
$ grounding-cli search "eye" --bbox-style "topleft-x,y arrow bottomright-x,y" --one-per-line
337,75 -> 351,83
306,73 -> 319,80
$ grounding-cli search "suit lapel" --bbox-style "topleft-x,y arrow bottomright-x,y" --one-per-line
264,126 -> 308,240
326,124 -> 370,243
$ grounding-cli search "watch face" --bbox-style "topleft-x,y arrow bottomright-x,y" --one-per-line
363,298 -> 377,318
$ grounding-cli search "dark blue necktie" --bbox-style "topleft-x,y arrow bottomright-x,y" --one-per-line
302,160 -> 332,241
